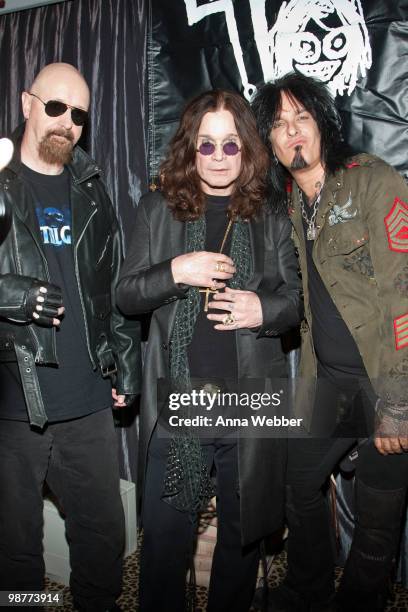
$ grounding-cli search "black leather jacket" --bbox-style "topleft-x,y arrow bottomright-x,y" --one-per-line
0,127 -> 141,426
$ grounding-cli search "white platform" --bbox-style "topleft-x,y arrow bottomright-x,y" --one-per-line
43,479 -> 137,586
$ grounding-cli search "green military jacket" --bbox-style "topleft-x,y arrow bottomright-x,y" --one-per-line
290,154 -> 408,429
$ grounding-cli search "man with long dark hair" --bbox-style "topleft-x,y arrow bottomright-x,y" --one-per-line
117,89 -> 302,611
252,73 -> 408,612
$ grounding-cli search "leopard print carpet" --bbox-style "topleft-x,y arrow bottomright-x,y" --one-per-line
44,545 -> 408,612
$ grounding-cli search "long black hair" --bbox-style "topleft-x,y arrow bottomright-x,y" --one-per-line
251,72 -> 353,214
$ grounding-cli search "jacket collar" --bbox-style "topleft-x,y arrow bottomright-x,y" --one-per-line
6,123 -> 101,184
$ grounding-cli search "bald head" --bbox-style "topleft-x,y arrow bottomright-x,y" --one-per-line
21,63 -> 90,173
30,63 -> 90,110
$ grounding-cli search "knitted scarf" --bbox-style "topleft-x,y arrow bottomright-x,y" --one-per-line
162,215 -> 252,514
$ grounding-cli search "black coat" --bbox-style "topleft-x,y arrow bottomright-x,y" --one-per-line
117,191 -> 302,545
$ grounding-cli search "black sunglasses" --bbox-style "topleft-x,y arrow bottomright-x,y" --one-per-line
196,140 -> 241,156
28,92 -> 88,126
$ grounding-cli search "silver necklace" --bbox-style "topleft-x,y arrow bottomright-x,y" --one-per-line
298,180 -> 325,241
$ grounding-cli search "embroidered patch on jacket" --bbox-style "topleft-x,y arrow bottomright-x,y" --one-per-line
384,197 -> 408,252
388,358 -> 408,380
328,194 -> 357,226
394,313 -> 408,351
343,250 -> 374,278
394,266 -> 408,298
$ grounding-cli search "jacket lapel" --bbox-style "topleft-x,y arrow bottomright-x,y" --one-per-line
161,213 -> 187,340
11,179 -> 45,256
290,184 -> 304,246
170,213 -> 187,257
246,216 -> 264,290
71,183 -> 98,246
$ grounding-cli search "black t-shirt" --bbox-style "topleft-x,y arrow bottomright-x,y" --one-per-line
301,192 -> 367,380
187,195 -> 238,380
0,164 -> 111,422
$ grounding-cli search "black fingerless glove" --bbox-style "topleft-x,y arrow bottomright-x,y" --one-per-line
25,279 -> 63,327
124,394 -> 138,406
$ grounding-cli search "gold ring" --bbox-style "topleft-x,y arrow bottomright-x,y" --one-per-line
222,313 -> 235,325
215,261 -> 225,272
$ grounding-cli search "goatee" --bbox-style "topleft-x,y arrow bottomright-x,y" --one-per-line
38,129 -> 74,166
291,145 -> 308,170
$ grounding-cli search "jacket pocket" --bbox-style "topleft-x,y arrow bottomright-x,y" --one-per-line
326,233 -> 368,256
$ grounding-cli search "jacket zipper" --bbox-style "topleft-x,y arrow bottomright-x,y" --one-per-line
74,204 -> 98,368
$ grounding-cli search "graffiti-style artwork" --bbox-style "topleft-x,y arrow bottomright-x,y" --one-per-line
184,0 -> 372,99
268,0 -> 372,95
184,0 -> 257,99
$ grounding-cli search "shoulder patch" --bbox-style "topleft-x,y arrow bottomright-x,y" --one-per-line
384,197 -> 408,252
394,313 -> 408,351
346,162 -> 360,169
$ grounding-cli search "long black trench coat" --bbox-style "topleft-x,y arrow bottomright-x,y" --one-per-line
117,192 -> 302,545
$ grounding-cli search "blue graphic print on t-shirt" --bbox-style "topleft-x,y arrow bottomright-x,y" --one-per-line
36,205 -> 72,247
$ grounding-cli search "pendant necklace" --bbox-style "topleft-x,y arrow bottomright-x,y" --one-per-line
299,178 -> 325,241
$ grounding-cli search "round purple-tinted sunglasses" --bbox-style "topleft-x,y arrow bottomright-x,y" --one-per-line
196,141 -> 241,156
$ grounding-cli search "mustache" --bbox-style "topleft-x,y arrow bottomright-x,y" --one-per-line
45,129 -> 74,143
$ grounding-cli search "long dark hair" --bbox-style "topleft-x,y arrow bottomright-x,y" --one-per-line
160,89 -> 270,221
251,72 -> 353,213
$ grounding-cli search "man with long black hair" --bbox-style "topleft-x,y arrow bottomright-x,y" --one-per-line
252,73 -> 408,612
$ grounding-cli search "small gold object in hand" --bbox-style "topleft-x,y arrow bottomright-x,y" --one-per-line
215,261 -> 226,272
222,313 -> 235,325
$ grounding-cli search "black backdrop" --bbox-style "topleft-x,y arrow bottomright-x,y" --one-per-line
0,0 -> 148,483
148,0 -> 408,183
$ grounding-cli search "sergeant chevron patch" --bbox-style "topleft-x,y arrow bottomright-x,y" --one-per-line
394,313 -> 408,351
384,197 -> 408,252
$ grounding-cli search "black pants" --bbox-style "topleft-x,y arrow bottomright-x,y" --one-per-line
139,430 -> 260,612
0,409 -> 125,611
284,376 -> 408,605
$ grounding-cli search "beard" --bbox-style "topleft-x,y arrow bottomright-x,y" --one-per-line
38,129 -> 75,166
291,145 -> 308,170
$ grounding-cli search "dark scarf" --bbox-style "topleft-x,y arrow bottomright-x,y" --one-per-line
162,214 -> 252,514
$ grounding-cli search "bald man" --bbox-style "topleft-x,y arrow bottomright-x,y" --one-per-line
0,63 -> 141,611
